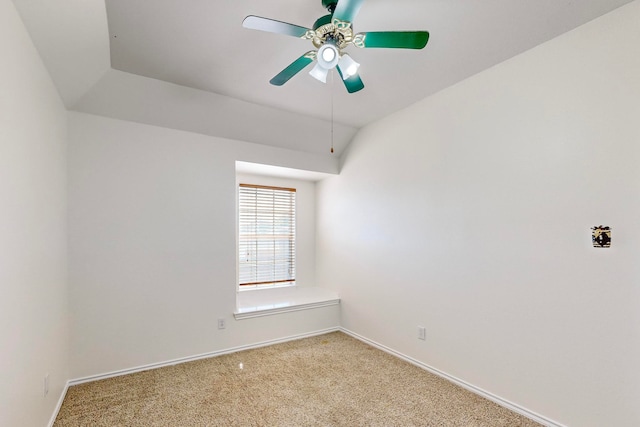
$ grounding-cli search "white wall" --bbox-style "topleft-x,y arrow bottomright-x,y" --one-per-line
316,2 -> 640,426
68,112 -> 338,379
236,173 -> 317,289
0,1 -> 69,426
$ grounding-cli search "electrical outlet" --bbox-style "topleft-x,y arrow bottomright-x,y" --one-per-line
44,374 -> 49,397
217,318 -> 226,330
418,326 -> 426,341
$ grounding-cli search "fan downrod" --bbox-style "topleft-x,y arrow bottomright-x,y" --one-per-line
322,0 -> 338,14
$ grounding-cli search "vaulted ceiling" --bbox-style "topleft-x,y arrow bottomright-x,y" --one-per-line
13,0 -> 635,157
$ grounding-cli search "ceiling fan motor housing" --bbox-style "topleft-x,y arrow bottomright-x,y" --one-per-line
313,14 -> 333,31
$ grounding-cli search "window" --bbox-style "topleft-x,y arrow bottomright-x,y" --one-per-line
238,184 -> 296,289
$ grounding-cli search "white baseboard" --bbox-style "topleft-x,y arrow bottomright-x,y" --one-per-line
339,327 -> 567,427
47,380 -> 70,427
68,327 -> 340,386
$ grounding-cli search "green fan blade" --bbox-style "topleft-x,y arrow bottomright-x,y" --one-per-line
336,65 -> 365,93
243,15 -> 310,38
270,52 -> 315,86
332,0 -> 364,23
355,31 -> 429,49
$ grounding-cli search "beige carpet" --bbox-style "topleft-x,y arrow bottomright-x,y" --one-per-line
54,332 -> 541,426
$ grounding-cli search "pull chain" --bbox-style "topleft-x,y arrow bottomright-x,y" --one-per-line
330,70 -> 334,154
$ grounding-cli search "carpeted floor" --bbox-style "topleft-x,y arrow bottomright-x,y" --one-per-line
54,332 -> 541,426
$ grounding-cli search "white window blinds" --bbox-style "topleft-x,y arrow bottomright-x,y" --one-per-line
238,184 -> 296,287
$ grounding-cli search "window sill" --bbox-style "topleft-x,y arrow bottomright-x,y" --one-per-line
234,286 -> 340,320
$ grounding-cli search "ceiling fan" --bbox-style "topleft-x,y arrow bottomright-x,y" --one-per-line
242,0 -> 430,93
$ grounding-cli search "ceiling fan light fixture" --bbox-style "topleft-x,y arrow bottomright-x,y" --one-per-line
309,62 -> 329,83
317,43 -> 340,69
338,54 -> 360,80
321,46 -> 337,62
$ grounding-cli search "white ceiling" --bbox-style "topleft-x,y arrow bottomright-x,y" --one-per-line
13,0 -> 635,157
